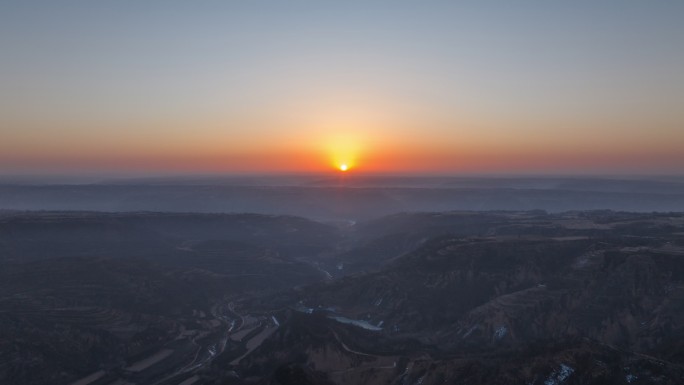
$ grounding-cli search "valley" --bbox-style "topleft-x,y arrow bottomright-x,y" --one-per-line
1,210 -> 683,384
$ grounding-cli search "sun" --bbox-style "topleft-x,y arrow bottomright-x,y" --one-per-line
339,164 -> 349,172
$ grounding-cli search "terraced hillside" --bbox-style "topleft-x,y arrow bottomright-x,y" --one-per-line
230,211 -> 684,384
0,212 -> 339,385
1,210 -> 684,384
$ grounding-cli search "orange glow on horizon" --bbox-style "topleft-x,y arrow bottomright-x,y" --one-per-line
3,140 -> 684,174
2,115 -> 684,174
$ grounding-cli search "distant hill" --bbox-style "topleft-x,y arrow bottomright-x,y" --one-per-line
1,176 -> 684,220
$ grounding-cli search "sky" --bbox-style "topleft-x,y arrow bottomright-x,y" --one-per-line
1,1 -> 683,175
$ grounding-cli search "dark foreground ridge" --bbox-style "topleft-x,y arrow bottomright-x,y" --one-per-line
1,210 -> 683,384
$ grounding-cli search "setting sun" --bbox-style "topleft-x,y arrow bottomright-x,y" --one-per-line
339,164 -> 349,172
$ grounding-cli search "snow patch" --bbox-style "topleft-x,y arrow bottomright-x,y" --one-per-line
294,305 -> 314,314
544,364 -> 574,385
328,315 -> 383,331
494,325 -> 507,340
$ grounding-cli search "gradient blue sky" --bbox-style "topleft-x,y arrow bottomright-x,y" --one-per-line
1,1 -> 683,174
